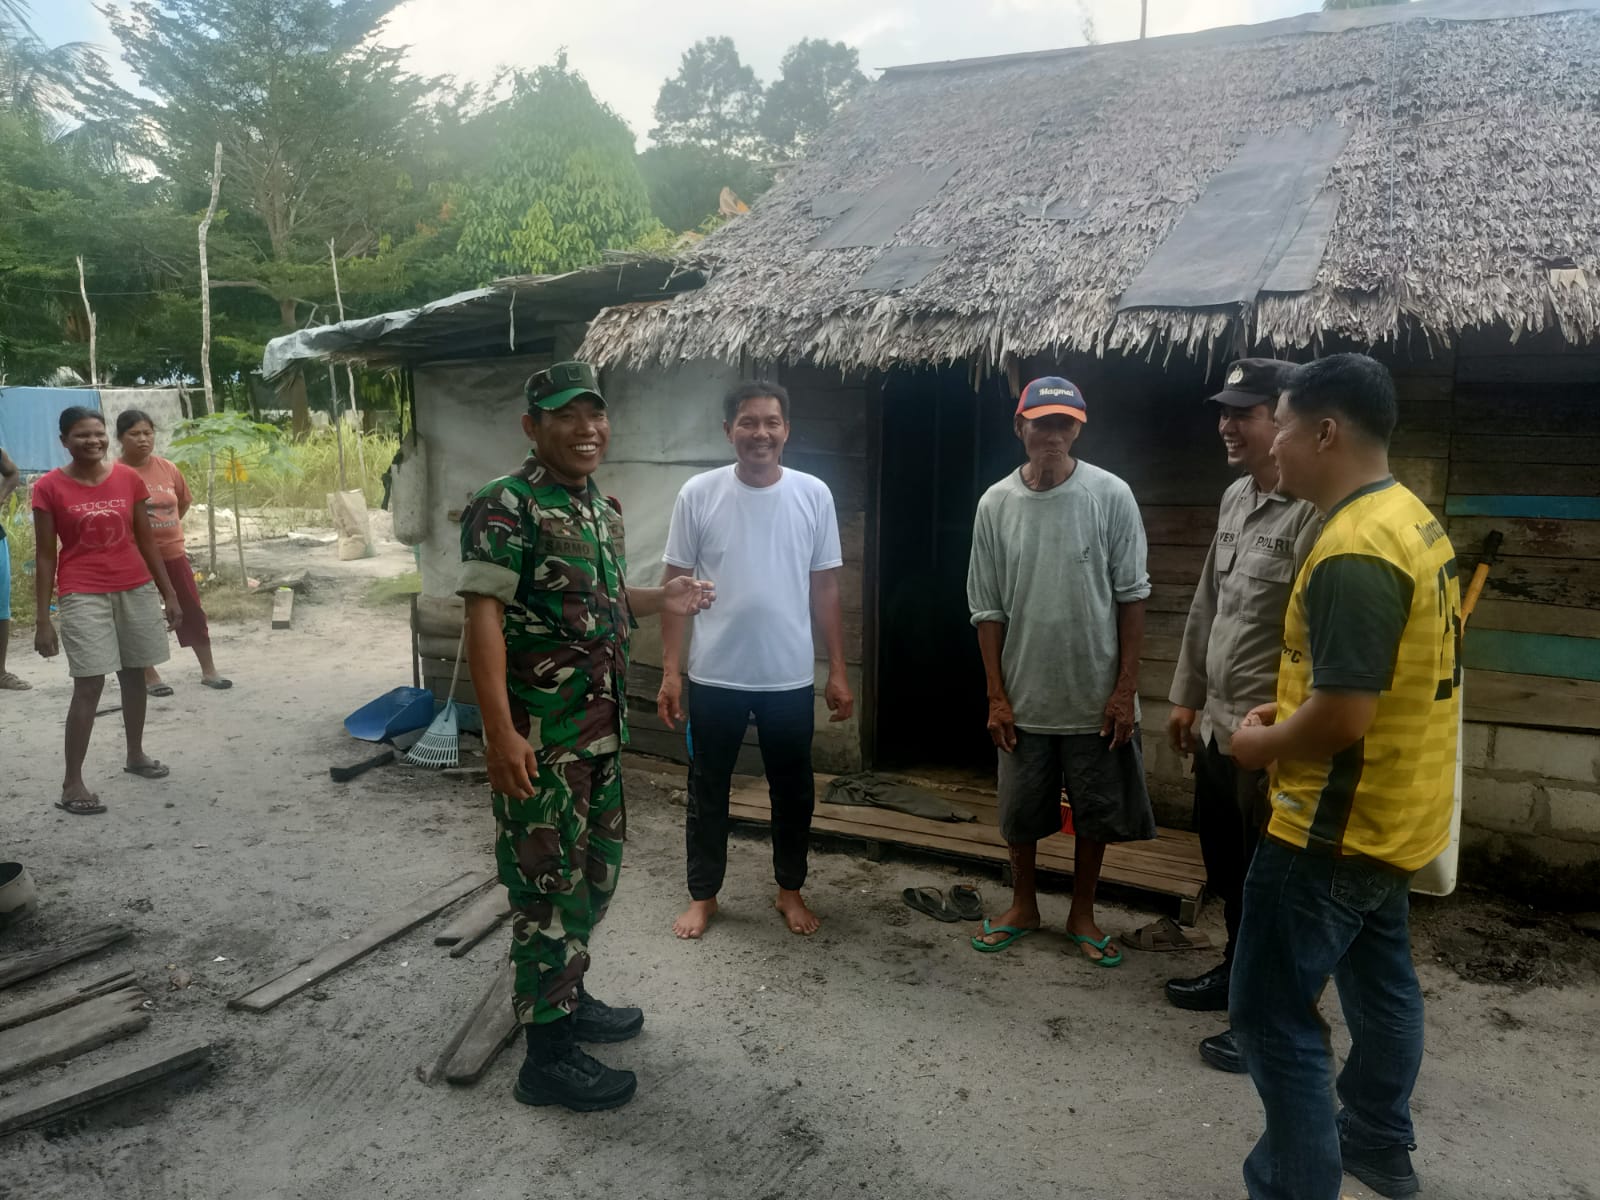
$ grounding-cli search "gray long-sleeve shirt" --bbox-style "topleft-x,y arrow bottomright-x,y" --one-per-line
967,463 -> 1152,735
1169,475 -> 1322,753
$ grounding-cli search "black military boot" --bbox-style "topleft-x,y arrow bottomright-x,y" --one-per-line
572,984 -> 645,1043
1164,961 -> 1231,1011
514,1018 -> 637,1112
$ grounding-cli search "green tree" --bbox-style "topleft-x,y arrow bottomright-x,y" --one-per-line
650,36 -> 763,154
453,58 -> 660,279
169,410 -> 286,578
637,143 -> 770,235
759,39 -> 867,157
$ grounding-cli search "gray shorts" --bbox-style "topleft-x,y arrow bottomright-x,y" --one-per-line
997,728 -> 1157,845
58,583 -> 170,678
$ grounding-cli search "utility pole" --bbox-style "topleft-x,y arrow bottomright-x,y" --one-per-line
1141,0 -> 1149,39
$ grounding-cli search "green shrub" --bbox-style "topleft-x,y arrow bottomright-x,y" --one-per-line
3,497 -> 36,627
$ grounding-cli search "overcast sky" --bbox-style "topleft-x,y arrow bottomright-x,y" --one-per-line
48,0 -> 1322,143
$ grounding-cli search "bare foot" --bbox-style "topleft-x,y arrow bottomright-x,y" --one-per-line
973,903 -> 1042,947
775,889 -> 821,936
673,898 -> 718,939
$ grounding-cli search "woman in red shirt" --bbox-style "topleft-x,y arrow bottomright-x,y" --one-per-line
116,410 -> 231,693
32,407 -> 182,815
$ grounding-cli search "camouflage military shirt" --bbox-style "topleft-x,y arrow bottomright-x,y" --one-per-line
457,454 -> 633,761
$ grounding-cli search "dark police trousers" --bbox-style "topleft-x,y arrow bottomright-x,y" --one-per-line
685,681 -> 815,901
1194,737 -> 1271,962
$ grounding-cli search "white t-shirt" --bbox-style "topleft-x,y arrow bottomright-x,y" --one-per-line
663,465 -> 843,691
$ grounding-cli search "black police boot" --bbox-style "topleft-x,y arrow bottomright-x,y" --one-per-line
1198,1028 -> 1248,1074
1164,961 -> 1231,1011
572,984 -> 645,1044
514,1018 -> 637,1112
1340,1131 -> 1420,1198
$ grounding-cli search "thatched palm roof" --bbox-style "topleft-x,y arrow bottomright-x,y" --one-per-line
583,1 -> 1600,372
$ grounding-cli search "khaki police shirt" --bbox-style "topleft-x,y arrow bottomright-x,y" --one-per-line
1169,475 -> 1321,754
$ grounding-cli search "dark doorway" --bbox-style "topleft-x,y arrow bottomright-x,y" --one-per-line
872,367 -> 1022,770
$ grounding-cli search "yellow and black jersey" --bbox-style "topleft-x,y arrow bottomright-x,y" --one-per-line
1269,478 -> 1461,872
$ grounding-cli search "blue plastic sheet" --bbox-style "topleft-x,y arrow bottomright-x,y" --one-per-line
0,387 -> 101,472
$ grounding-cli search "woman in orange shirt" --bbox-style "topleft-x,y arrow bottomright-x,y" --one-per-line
116,410 -> 232,694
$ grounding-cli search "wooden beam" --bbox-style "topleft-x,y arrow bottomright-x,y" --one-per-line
0,926 -> 132,992
1468,598 -> 1600,640
1447,515 -> 1600,561
229,871 -> 493,1013
1450,463 -> 1599,498
1466,555 -> 1600,611
0,1039 -> 214,1138
0,970 -> 136,1033
433,885 -> 508,953
0,986 -> 150,1084
444,961 -> 519,1085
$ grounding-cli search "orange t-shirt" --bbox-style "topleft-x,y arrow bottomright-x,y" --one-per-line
128,456 -> 192,559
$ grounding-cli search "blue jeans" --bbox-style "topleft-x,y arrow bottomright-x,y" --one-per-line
1230,838 -> 1423,1200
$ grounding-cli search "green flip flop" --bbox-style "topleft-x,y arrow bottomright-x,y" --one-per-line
971,918 -> 1036,954
1070,932 -> 1124,968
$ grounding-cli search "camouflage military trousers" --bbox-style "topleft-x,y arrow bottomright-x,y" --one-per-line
493,752 -> 625,1025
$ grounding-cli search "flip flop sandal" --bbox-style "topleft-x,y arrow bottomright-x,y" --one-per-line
202,678 -> 233,690
124,761 -> 171,780
55,795 -> 107,815
971,919 -> 1036,953
1070,932 -> 1124,968
147,684 -> 175,697
0,672 -> 32,691
902,887 -> 960,923
1118,915 -> 1213,953
947,884 -> 984,922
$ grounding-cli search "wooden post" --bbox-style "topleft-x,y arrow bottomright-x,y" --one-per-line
328,240 -> 366,493
1141,0 -> 1148,39
329,364 -> 347,491
199,142 -> 223,574
75,256 -> 97,386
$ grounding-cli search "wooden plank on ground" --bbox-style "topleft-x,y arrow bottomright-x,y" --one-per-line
0,986 -> 150,1083
0,969 -> 136,1033
0,926 -> 132,992
229,871 -> 493,1014
0,1038 -> 214,1138
1463,629 -> 1600,683
271,586 -> 294,630
1464,669 -> 1600,732
435,887 -> 509,956
444,961 -> 519,1086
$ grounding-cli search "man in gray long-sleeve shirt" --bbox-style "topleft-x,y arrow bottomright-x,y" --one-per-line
1159,359 -> 1320,1073
966,377 -> 1155,966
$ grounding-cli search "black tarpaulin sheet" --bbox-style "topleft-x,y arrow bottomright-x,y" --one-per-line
1117,121 -> 1352,311
810,164 -> 959,250
847,245 -> 952,292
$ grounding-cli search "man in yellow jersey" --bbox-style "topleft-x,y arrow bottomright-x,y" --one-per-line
1230,354 -> 1460,1200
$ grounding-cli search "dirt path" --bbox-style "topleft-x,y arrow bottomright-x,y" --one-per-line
1,542 -> 1597,1200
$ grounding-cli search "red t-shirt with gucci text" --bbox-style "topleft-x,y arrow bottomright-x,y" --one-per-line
31,464 -> 154,596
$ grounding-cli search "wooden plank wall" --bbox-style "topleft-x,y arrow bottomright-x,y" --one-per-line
1442,336 -> 1600,727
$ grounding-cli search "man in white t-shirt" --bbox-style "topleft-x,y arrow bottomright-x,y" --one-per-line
658,381 -> 853,939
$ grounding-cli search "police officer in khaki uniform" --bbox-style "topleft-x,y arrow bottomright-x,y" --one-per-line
1160,359 -> 1321,1072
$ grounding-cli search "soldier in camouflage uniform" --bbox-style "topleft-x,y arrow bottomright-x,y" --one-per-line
459,361 -> 714,1113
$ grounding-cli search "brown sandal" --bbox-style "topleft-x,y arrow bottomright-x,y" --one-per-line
55,793 -> 107,816
1118,915 -> 1212,953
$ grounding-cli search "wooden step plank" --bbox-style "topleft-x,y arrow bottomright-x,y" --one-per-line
0,926 -> 132,992
0,986 -> 150,1083
0,1038 -> 214,1138
229,871 -> 494,1013
0,970 -> 137,1033
444,961 -> 519,1085
729,799 -> 1204,899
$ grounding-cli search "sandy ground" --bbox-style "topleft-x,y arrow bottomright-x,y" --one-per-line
2,537 -> 1598,1200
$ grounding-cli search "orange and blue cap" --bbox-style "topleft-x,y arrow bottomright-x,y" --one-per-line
1016,376 -> 1087,424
